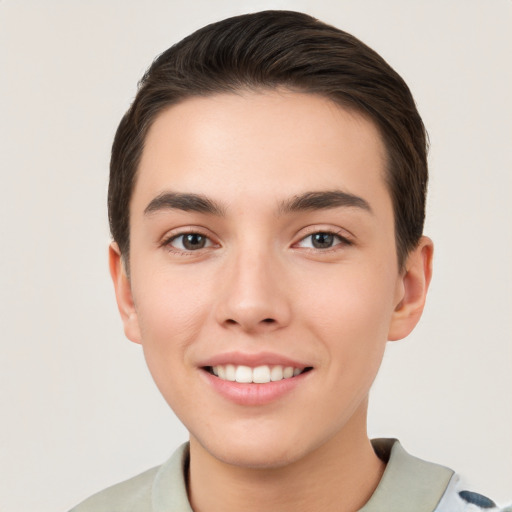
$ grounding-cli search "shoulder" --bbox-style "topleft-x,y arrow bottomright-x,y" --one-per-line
68,443 -> 191,512
68,465 -> 159,512
364,439 -> 510,512
435,475 -> 512,512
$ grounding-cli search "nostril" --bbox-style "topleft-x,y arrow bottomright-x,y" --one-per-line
222,316 -> 280,330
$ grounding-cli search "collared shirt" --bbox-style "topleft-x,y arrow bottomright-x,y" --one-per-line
69,439 -> 507,512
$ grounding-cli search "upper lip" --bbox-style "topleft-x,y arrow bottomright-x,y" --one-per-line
198,351 -> 311,369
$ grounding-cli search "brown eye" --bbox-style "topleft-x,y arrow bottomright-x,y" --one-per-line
296,231 -> 351,250
168,233 -> 211,251
311,232 -> 335,249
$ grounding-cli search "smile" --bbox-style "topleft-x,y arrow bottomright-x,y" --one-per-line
206,364 -> 311,383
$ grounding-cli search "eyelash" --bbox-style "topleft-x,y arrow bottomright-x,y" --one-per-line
295,230 -> 353,251
162,230 -> 216,254
162,228 -> 352,254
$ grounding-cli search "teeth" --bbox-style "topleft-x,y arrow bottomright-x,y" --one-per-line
225,364 -> 236,382
270,366 -> 283,381
235,365 -> 252,383
283,366 -> 294,379
210,364 -> 305,383
253,365 -> 270,383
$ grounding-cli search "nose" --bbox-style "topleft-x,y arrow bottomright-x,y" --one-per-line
214,244 -> 292,334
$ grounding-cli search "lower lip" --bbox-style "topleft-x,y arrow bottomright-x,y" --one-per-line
201,369 -> 311,406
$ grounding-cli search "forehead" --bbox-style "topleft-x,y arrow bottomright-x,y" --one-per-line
133,90 -> 389,215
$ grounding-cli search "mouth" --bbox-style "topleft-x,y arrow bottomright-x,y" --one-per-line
204,364 -> 313,384
199,354 -> 314,405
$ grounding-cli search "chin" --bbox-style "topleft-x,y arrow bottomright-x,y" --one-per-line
215,447 -> 301,470
194,430 -> 311,469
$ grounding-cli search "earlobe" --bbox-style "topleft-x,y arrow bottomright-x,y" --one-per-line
108,243 -> 142,344
388,236 -> 433,341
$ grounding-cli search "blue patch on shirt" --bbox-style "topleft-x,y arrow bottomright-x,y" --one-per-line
459,490 -> 497,508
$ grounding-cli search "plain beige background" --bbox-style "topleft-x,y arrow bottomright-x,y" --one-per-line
1,1 -> 510,510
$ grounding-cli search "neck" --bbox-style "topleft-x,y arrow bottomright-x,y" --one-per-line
187,403 -> 385,512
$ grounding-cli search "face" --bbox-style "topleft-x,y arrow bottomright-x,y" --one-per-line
111,90 -> 431,468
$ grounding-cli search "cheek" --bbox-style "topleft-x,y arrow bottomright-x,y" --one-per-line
131,270 -> 211,371
305,268 -> 396,336
132,277 -> 208,416
301,265 -> 397,383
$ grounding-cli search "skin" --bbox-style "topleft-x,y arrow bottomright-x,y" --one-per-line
110,90 -> 433,512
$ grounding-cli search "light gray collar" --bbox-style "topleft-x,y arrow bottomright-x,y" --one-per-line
152,439 -> 454,512
360,438 -> 454,512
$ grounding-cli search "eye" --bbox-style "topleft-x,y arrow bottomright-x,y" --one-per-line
166,232 -> 213,251
296,231 -> 349,250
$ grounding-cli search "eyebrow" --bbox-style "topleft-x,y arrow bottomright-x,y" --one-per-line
278,190 -> 372,215
143,189 -> 371,217
144,192 -> 226,216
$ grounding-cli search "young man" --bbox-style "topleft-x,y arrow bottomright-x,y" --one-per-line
71,10 -> 507,512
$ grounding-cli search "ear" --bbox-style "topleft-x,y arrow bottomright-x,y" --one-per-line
109,242 -> 142,344
388,236 -> 434,341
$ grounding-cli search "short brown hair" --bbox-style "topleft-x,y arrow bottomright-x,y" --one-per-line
109,10 -> 428,268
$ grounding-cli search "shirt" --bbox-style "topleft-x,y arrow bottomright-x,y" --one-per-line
69,439 -> 509,511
